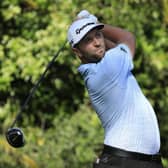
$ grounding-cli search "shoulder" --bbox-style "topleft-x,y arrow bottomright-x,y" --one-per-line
106,43 -> 132,55
101,43 -> 134,71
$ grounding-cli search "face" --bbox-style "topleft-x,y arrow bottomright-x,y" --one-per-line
73,28 -> 106,63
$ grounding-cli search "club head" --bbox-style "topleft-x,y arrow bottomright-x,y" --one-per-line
6,128 -> 25,148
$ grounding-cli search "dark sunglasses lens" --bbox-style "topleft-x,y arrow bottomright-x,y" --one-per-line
6,128 -> 25,148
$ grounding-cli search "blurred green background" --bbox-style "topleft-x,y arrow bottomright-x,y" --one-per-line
0,0 -> 168,167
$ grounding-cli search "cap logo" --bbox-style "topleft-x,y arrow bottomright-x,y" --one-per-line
75,22 -> 94,34
70,40 -> 74,45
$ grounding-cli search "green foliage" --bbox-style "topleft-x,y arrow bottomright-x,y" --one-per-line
0,104 -> 103,168
0,0 -> 168,167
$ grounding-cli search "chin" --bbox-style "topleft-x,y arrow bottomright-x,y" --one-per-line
93,57 -> 102,63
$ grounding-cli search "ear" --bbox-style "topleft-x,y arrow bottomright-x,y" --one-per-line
72,47 -> 83,60
72,47 -> 87,63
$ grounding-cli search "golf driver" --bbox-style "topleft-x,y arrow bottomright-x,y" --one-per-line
5,41 -> 67,148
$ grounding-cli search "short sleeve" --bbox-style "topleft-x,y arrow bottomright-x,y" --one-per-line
100,43 -> 134,81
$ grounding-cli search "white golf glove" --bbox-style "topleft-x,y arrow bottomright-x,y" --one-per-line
76,10 -> 98,23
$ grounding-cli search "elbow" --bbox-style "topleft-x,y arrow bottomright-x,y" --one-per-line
130,32 -> 136,57
124,31 -> 136,57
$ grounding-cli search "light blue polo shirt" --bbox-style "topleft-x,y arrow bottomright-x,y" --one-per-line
78,44 -> 160,154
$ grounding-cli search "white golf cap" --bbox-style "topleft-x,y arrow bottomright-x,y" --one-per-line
67,18 -> 104,47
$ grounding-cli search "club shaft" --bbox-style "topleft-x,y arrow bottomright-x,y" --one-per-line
10,41 -> 67,128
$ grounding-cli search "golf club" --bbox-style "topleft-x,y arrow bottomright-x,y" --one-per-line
5,40 -> 67,148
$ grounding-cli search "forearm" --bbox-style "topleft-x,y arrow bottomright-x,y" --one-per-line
102,24 -> 136,56
104,38 -> 116,51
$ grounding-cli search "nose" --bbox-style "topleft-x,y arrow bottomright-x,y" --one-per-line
93,37 -> 100,46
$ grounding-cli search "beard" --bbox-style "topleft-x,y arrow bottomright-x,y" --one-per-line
85,56 -> 102,63
82,48 -> 105,63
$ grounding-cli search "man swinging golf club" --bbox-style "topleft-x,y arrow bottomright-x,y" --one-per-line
67,10 -> 163,168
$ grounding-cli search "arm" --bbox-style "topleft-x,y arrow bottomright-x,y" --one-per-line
101,24 -> 136,57
104,38 -> 116,51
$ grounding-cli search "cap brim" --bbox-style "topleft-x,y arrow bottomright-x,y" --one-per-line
74,24 -> 104,47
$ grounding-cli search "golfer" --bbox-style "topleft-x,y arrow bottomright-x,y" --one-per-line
67,10 -> 163,168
